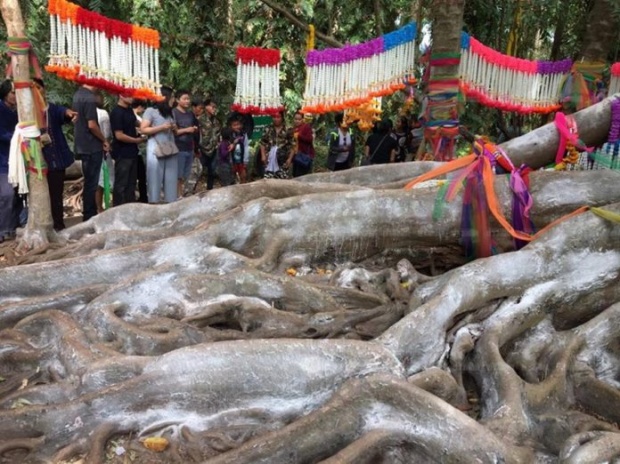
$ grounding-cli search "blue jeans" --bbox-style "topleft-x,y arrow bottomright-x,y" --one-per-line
177,151 -> 193,181
80,151 -> 103,221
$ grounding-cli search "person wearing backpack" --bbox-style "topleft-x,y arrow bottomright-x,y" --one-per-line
326,112 -> 356,171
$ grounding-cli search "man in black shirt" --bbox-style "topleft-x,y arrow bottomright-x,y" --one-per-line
363,119 -> 399,165
110,94 -> 145,206
73,85 -> 110,221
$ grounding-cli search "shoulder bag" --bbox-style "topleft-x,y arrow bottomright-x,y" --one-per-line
153,115 -> 179,159
361,134 -> 388,166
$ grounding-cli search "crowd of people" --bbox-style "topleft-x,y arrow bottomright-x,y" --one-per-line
0,79 -> 425,242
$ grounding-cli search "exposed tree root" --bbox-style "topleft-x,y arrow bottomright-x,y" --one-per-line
0,127 -> 619,464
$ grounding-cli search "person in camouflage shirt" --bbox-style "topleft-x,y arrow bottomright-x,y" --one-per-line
260,111 -> 295,179
198,98 -> 222,190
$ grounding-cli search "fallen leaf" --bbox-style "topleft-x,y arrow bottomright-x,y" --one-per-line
142,436 -> 169,452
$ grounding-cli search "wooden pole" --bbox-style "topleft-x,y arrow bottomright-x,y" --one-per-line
0,0 -> 53,250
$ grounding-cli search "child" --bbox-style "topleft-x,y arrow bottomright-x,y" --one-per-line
229,115 -> 247,184
217,127 -> 235,187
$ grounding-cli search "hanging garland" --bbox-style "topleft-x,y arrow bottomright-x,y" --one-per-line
583,97 -> 620,170
553,112 -> 593,170
301,22 -> 416,114
609,63 -> 620,96
344,97 -> 382,132
46,0 -> 161,100
232,47 -> 283,116
459,32 -> 570,114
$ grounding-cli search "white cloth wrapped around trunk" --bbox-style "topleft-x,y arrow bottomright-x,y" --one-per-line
8,122 -> 40,195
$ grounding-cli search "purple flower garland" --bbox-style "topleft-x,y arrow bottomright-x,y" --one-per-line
536,59 -> 573,75
609,97 -> 620,142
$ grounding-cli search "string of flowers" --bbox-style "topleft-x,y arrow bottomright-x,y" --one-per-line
609,97 -> 620,142
553,112 -> 593,171
344,97 -> 382,132
46,0 -> 161,100
232,47 -> 283,115
583,98 -> 620,171
302,22 -> 416,114
609,63 -> 620,97
460,32 -> 570,114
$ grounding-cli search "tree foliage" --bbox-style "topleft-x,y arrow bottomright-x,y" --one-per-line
0,0 -> 618,130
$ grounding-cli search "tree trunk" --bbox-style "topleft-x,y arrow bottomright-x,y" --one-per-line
421,0 -> 466,160
579,0 -> 619,62
0,0 -> 53,251
502,95 -> 613,169
373,0 -> 383,35
429,0 -> 465,83
505,0 -> 522,57
549,0 -> 569,60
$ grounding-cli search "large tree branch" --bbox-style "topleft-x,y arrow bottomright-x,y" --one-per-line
259,0 -> 343,48
373,0 -> 383,35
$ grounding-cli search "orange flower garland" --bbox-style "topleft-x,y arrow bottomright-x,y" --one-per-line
47,0 -> 162,100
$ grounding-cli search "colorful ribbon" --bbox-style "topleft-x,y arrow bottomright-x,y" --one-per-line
5,38 -> 48,130
8,122 -> 48,194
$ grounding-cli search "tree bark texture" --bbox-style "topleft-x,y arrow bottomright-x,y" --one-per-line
0,0 -> 54,251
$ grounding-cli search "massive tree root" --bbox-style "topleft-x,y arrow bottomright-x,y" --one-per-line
1,104 -> 620,463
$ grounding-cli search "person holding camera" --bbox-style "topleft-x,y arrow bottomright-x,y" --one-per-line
33,78 -> 77,231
